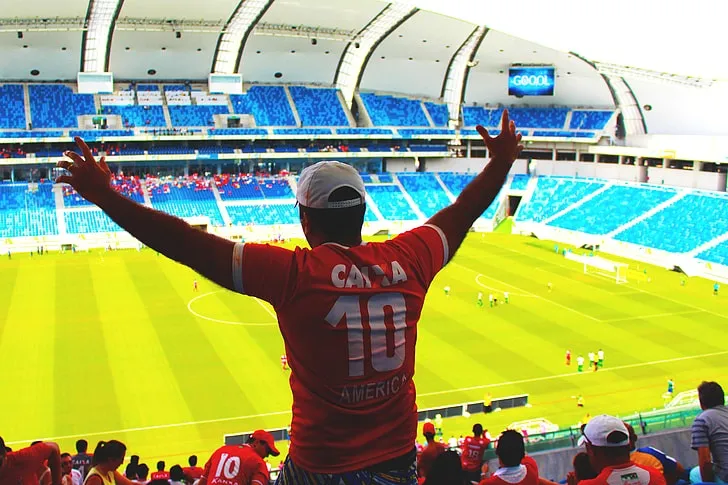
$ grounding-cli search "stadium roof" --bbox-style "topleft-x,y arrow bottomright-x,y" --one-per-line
416,0 -> 725,80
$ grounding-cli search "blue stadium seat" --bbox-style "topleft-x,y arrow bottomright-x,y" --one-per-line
209,128 -> 268,136
147,178 -> 224,225
288,86 -> 349,126
63,176 -> 145,206
531,130 -> 597,138
136,84 -> 160,91
570,110 -> 613,130
548,185 -> 677,235
0,182 -> 58,237
359,93 -> 430,126
365,185 -> 418,220
438,173 -> 501,219
65,210 -> 122,233
69,130 -> 134,139
336,128 -> 393,136
146,146 -> 195,155
614,193 -> 728,253
397,173 -> 451,218
510,174 -> 530,191
515,177 -> 606,223
272,128 -> 333,136
167,105 -> 229,127
0,130 -> 63,138
29,85 -> 96,128
103,105 -> 167,128
698,241 -> 728,266
378,173 -> 393,183
408,144 -> 449,152
227,203 -> 299,226
424,102 -> 449,127
0,84 -> 27,129
462,107 -> 503,127
230,86 -> 296,126
398,128 -> 455,138
462,107 -> 568,129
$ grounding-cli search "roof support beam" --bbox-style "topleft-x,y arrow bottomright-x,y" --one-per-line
441,25 -> 487,127
212,0 -> 273,75
80,0 -> 124,73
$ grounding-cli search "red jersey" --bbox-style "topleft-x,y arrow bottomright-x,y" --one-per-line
150,470 -> 170,480
579,462 -> 666,485
418,442 -> 447,479
183,466 -> 205,480
0,443 -> 54,485
480,456 -> 539,485
461,435 -> 490,472
232,225 -> 449,473
202,445 -> 269,485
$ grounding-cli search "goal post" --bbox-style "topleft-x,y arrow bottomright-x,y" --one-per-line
566,252 -> 629,284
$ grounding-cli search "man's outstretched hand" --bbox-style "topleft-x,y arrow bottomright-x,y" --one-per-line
56,137 -> 113,206
476,109 -> 524,163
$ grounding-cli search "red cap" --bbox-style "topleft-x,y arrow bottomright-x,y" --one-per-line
423,422 -> 436,435
252,430 -> 280,456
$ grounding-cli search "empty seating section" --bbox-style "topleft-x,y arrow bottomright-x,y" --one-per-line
516,177 -> 605,222
288,87 -> 349,126
438,173 -> 500,219
227,204 -> 298,226
336,128 -> 393,135
398,128 -> 454,137
365,185 -> 418,221
409,144 -> 448,152
548,185 -> 677,235
507,108 -> 568,129
137,84 -> 160,91
378,173 -> 393,183
147,178 -> 224,225
511,174 -> 530,191
359,93 -> 429,126
230,86 -> 296,126
273,128 -> 332,136
364,207 -> 379,222
397,173 -> 451,218
103,105 -> 167,127
0,130 -> 63,138
214,175 -> 293,200
570,110 -> 613,130
614,193 -> 728,253
532,131 -> 597,138
29,85 -> 96,128
209,128 -> 268,136
0,85 -> 26,129
69,130 -> 134,138
698,241 -> 728,266
168,105 -> 229,127
63,176 -> 145,206
65,210 -> 122,233
462,107 -> 504,127
424,102 -> 449,127
258,178 -> 294,198
0,183 -> 58,237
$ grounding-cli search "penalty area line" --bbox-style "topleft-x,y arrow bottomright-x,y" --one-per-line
10,349 -> 726,445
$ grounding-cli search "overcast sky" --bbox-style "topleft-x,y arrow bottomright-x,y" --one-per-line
413,0 -> 725,80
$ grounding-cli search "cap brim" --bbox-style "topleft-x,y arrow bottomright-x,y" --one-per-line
268,442 -> 280,456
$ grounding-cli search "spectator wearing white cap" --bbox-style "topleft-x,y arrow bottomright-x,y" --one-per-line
576,415 -> 665,485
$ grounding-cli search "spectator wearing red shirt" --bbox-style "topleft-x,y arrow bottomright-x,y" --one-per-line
462,424 -> 491,483
199,430 -> 279,485
183,455 -> 205,481
480,430 -> 538,485
0,437 -> 62,485
419,422 -> 448,482
577,415 -> 665,485
150,461 -> 169,481
57,112 -> 523,482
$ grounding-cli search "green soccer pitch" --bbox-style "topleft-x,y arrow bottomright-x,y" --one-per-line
1,222 -> 727,468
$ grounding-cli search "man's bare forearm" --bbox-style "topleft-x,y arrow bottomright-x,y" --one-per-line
427,156 -> 513,259
95,189 -> 235,289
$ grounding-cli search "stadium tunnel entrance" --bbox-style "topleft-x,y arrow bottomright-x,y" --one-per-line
508,195 -> 522,216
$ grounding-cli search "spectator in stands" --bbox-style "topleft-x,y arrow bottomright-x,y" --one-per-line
57,111 -> 523,483
183,455 -> 204,482
150,461 -> 169,481
568,452 -> 597,484
0,436 -> 62,485
462,424 -> 491,483
419,422 -> 448,482
125,455 -> 140,480
84,441 -> 130,485
479,430 -> 538,485
577,415 -> 665,485
72,439 -> 92,479
61,453 -> 82,485
626,423 -> 685,485
691,381 -> 728,483
423,450 -> 465,485
169,465 -> 186,485
133,464 -> 149,484
198,429 -> 279,485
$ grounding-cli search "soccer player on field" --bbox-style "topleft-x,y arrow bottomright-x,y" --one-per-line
667,378 -> 674,395
577,355 -> 585,372
588,352 -> 595,368
548,281 -> 553,292
489,293 -> 494,308
714,282 -> 720,296
597,349 -> 604,368
444,285 -> 451,296
280,354 -> 288,371
566,350 -> 571,366
477,292 -> 484,307
193,279 -> 198,292
504,291 -> 509,304
55,111 -> 523,482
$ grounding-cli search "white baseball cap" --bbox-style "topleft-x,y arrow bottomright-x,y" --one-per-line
583,415 -> 629,447
296,161 -> 366,209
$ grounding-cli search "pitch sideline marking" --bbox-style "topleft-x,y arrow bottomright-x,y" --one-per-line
474,274 -> 535,298
10,349 -> 727,445
187,291 -> 276,326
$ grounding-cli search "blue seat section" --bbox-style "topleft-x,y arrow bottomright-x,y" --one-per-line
288,86 -> 349,126
511,174 -> 530,191
258,178 -> 294,198
532,130 -> 596,138
409,144 -> 449,152
137,84 -> 160,91
570,110 -> 613,130
147,179 -> 224,225
438,173 -> 500,219
227,203 -> 299,226
209,128 -> 268,136
147,146 -> 195,154
397,173 -> 451,218
230,86 -> 296,126
65,210 -> 122,233
424,102 -> 449,127
215,175 -> 292,200
69,129 -> 134,139
548,185 -> 677,235
359,93 -> 429,127
508,108 -> 568,129
378,173 -> 393,183
0,84 -> 27,129
63,176 -> 145,207
366,143 -> 394,153
168,105 -> 229,127
462,107 -> 504,127
698,241 -> 728,266
365,185 -> 418,221
364,206 -> 379,222
0,130 -> 63,138
398,128 -> 455,138
460,128 -> 500,137
164,85 -> 187,91
360,174 -> 373,183
29,85 -> 96,128
515,177 -> 606,223
198,144 -> 235,154
272,128 -> 333,136
103,105 -> 167,128
0,182 -> 58,237
614,193 -> 728,253
336,128 -> 393,136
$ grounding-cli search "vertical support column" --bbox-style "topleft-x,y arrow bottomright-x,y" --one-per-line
693,160 -> 703,172
662,158 -> 668,168
466,140 -> 472,158
184,162 -> 189,176
618,155 -> 624,165
552,148 -> 557,160
594,154 -> 600,164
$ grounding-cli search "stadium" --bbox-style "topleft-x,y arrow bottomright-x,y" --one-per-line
0,0 -> 727,483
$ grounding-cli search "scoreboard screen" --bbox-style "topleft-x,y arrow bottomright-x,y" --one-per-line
508,66 -> 555,96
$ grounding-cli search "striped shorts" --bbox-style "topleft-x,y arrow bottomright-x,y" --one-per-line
275,454 -> 417,485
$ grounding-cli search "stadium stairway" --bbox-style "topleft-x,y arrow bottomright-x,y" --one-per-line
606,190 -> 688,238
210,183 -> 233,226
53,185 -> 67,235
434,173 -> 456,203
541,182 -> 613,224
687,229 -> 728,258
364,194 -> 385,221
420,101 -> 435,127
283,86 -> 303,127
23,84 -> 32,129
393,174 -> 426,219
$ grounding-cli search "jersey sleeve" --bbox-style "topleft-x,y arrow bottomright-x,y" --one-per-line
391,224 -> 449,286
16,443 -> 52,468
691,414 -> 710,450
246,457 -> 270,485
231,242 -> 298,308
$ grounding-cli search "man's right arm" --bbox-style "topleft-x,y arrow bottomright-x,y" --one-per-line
692,416 -> 714,482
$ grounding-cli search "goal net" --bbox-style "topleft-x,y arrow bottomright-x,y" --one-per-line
566,253 -> 628,284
